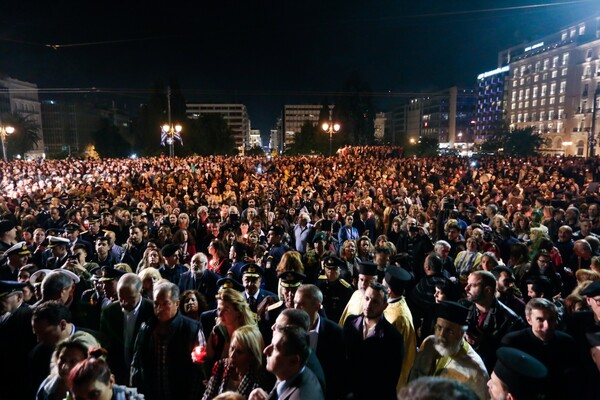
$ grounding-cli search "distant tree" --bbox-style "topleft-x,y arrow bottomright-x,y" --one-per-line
188,114 -> 236,155
480,125 -> 543,156
246,145 -> 265,156
334,73 -> 376,146
289,122 -> 327,155
92,118 -> 131,158
318,97 -> 330,127
415,136 -> 439,157
2,113 -> 42,157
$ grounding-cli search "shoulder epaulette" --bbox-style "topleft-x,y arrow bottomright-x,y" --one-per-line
340,279 -> 351,288
318,275 -> 327,280
267,301 -> 283,312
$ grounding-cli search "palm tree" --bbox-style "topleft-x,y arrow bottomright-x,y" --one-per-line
2,112 -> 42,157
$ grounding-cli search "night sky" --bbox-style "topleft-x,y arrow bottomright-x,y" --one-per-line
1,1 -> 597,134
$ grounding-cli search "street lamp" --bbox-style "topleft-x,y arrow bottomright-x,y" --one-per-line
161,123 -> 182,158
0,125 -> 15,162
160,86 -> 182,158
321,121 -> 340,156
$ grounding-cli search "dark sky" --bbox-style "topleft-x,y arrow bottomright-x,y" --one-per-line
0,0 -> 597,134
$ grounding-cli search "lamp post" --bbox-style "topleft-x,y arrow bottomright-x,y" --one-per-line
470,120 -> 476,156
0,125 -> 15,162
321,121 -> 340,156
161,86 -> 182,158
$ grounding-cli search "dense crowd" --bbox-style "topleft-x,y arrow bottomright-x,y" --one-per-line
1,147 -> 600,399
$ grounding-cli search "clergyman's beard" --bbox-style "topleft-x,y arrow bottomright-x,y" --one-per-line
433,335 -> 462,357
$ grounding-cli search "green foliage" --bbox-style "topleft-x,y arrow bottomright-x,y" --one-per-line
186,114 -> 236,155
246,145 -> 265,156
2,113 -> 42,157
334,73 -> 376,146
92,118 -> 131,158
288,122 -> 327,155
415,136 -> 439,157
480,126 -> 543,156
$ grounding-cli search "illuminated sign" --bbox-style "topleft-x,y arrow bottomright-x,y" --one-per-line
477,66 -> 510,80
525,42 -> 544,52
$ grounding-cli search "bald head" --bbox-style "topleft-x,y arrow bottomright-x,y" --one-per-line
574,239 -> 592,259
117,273 -> 142,312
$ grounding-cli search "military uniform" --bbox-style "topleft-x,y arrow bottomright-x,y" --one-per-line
317,276 -> 354,324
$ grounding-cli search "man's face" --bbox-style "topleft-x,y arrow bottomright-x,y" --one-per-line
374,252 -> 389,267
32,319 -> 65,346
358,274 -> 376,292
557,227 -> 572,242
242,275 -> 261,296
267,232 -> 281,245
129,227 -> 143,244
102,280 -> 118,299
264,329 -> 294,378
294,289 -> 320,320
164,252 -> 179,267
526,308 -> 556,342
95,240 -> 109,255
447,228 -> 460,241
436,246 -> 450,260
345,216 -> 354,227
154,291 -> 179,322
363,287 -> 387,319
487,372 -> 510,400
190,256 -> 205,273
496,272 -> 513,293
433,317 -> 464,356
324,267 -> 340,282
118,285 -> 141,312
281,286 -> 298,309
465,274 -> 486,303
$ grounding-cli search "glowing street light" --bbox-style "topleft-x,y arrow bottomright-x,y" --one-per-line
322,121 -> 340,156
160,86 -> 183,158
0,125 -> 15,162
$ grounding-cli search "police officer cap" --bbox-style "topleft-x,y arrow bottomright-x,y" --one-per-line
217,272 -> 244,292
323,256 -> 345,269
268,225 -> 285,236
0,280 -> 28,299
435,301 -> 469,326
312,232 -> 328,244
493,347 -> 548,399
0,220 -> 15,234
98,266 -> 126,282
384,265 -> 412,293
64,224 -> 81,232
46,228 -> 64,237
161,244 -> 181,258
241,263 -> 264,278
30,269 -> 52,286
357,261 -> 378,276
47,236 -> 70,248
5,241 -> 31,257
581,280 -> 600,297
48,269 -> 81,284
278,271 -> 305,288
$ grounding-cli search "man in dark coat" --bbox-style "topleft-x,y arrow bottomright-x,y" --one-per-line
240,263 -> 276,314
131,281 -> 205,400
0,281 -> 37,399
343,282 -> 404,400
178,252 -> 220,307
100,273 -> 154,385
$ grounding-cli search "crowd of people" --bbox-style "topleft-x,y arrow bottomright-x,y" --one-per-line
1,146 -> 600,399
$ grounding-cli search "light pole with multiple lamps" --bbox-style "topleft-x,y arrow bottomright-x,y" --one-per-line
0,125 -> 15,162
160,86 -> 182,158
321,121 -> 340,156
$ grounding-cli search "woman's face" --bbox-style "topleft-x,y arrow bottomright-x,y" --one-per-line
481,256 -> 493,271
169,214 -> 177,224
218,299 -> 241,328
148,250 -> 160,265
71,378 -> 113,400
229,337 -> 252,371
57,346 -> 86,379
183,294 -> 199,314
181,230 -> 188,241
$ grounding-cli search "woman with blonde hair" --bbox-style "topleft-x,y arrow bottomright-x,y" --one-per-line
138,267 -> 162,299
202,325 -> 265,400
205,289 -> 256,374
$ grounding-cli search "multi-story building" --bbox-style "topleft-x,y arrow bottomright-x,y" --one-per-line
374,112 -> 386,143
186,103 -> 250,151
0,76 -> 44,156
249,129 -> 262,149
475,66 -> 510,141
281,104 -> 333,150
502,15 -> 600,156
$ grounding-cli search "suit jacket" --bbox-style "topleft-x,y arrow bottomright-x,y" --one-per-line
100,298 -> 155,384
343,314 -> 404,400
269,366 -> 324,400
178,270 -> 220,306
316,317 -> 347,400
244,288 -> 277,313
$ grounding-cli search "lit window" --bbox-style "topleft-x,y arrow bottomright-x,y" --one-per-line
561,68 -> 568,76
559,96 -> 565,103
534,75 -> 539,82
541,98 -> 547,106
559,81 -> 566,94
552,70 -> 558,78
550,97 -> 556,105
550,83 -> 556,95
532,100 -> 538,107
562,53 -> 569,65
533,87 -> 538,98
